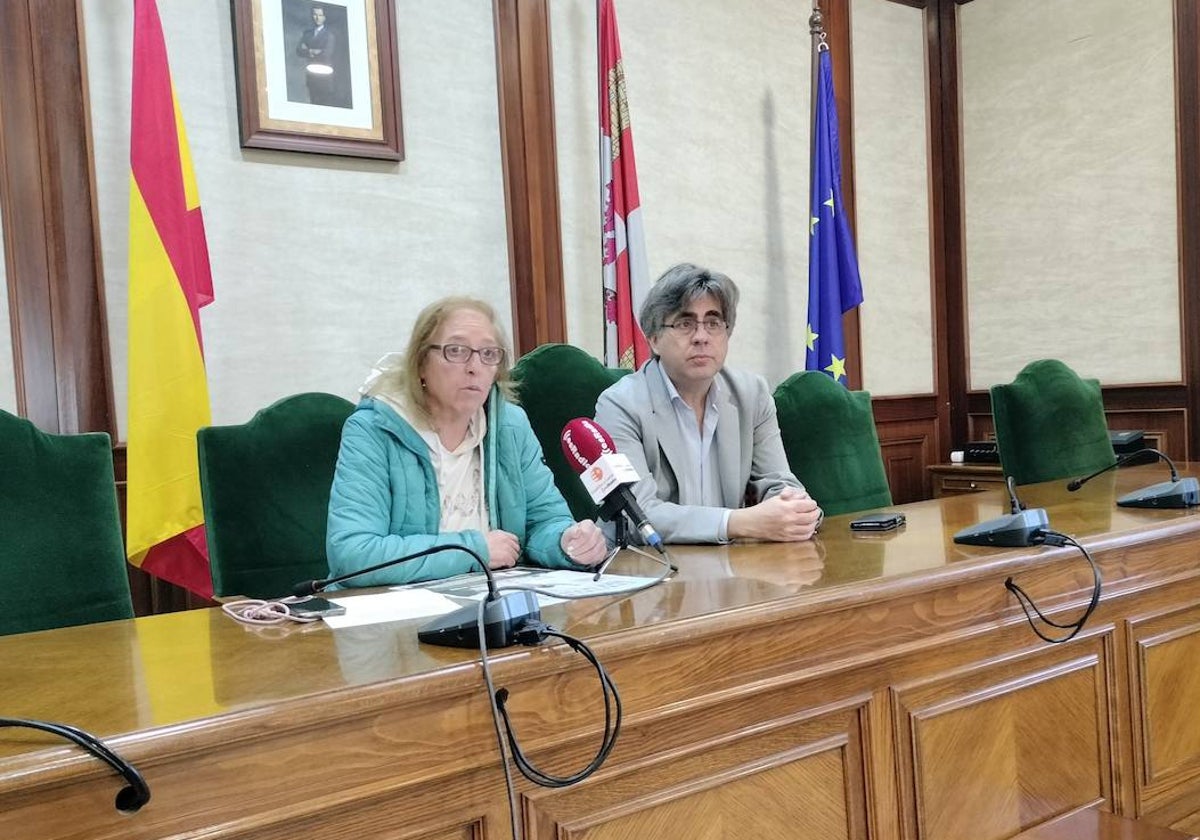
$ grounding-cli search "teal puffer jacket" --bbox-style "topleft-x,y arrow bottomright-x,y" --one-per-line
325,389 -> 580,588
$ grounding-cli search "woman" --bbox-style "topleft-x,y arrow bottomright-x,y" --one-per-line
326,296 -> 607,588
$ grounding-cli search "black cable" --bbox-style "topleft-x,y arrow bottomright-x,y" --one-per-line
475,597 -> 523,840
493,627 -> 622,788
472,550 -> 675,839
1005,530 -> 1102,644
0,717 -> 150,812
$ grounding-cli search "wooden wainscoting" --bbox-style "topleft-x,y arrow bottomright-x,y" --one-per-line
1126,601 -> 1200,829
874,395 -> 941,504
893,636 -> 1114,840
524,695 -> 870,840
1105,410 -> 1190,463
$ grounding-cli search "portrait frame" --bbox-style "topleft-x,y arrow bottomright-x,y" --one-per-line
231,0 -> 404,161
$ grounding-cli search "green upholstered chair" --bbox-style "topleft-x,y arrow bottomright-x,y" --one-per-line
198,392 -> 354,598
773,371 -> 893,517
510,344 -> 632,519
990,359 -> 1115,486
0,411 -> 133,636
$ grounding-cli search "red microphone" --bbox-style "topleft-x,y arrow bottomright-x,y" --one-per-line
560,418 -> 664,551
560,416 -> 614,470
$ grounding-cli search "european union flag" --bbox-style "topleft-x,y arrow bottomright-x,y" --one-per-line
806,48 -> 863,385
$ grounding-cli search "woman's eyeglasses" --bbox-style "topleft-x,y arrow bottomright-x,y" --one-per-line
429,344 -> 506,365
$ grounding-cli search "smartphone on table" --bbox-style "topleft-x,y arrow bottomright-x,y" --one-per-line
288,597 -> 346,619
849,512 -> 906,532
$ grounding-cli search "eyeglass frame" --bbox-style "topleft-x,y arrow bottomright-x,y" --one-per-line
661,316 -> 729,336
427,343 -> 507,366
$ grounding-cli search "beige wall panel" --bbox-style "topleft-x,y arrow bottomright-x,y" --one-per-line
552,0 -> 815,386
82,0 -> 511,435
961,0 -> 1179,389
853,0 -> 933,397
0,201 -> 15,414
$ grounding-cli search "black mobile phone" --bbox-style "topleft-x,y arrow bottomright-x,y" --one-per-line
849,512 -> 906,532
288,597 -> 346,618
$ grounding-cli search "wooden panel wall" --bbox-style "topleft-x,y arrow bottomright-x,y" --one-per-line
1175,0 -> 1200,462
925,0 -> 969,460
493,0 -> 567,355
0,0 -> 114,434
875,396 -> 938,503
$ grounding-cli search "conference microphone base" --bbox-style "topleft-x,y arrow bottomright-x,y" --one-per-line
1116,477 -> 1200,509
418,591 -> 541,649
953,508 -> 1050,548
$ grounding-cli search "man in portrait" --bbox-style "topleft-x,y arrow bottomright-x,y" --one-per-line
294,4 -> 348,107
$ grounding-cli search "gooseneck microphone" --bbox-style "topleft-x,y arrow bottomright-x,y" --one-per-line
1066,448 -> 1172,491
1065,448 -> 1199,508
292,543 -> 499,596
560,417 -> 665,553
953,475 -> 1049,547
0,718 -> 150,813
1005,474 -> 1027,513
292,544 -> 540,649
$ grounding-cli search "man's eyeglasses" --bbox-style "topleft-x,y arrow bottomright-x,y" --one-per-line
429,344 -> 506,365
663,317 -> 728,335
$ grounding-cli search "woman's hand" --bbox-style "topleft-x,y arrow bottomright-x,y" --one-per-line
560,520 -> 608,567
485,530 -> 520,569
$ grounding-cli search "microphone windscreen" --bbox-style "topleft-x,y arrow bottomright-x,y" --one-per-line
560,417 -> 615,473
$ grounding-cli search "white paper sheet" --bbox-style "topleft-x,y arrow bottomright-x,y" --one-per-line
321,589 -> 462,629
428,569 -> 660,605
319,569 -> 660,628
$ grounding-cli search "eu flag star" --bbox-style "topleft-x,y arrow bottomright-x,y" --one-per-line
824,354 -> 847,382
805,323 -> 819,352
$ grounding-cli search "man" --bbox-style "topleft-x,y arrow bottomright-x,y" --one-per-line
296,5 -> 336,106
594,263 -> 822,544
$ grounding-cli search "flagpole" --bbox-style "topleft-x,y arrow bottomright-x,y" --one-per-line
809,0 -> 827,141
809,1 -> 827,226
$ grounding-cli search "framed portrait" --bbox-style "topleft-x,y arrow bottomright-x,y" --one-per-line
231,0 -> 404,160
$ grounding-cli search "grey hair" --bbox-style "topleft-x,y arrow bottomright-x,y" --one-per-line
638,263 -> 740,340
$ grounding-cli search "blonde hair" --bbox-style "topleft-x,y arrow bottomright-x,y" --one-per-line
366,296 -> 516,420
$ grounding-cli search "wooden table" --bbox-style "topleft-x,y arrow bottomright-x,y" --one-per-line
3,465 -> 1200,840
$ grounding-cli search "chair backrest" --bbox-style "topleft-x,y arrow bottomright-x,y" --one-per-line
990,359 -> 1115,486
773,371 -> 892,517
0,411 -> 133,636
510,344 -> 632,519
198,392 -> 354,598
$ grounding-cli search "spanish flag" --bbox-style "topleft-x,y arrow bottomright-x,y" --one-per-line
126,0 -> 215,598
